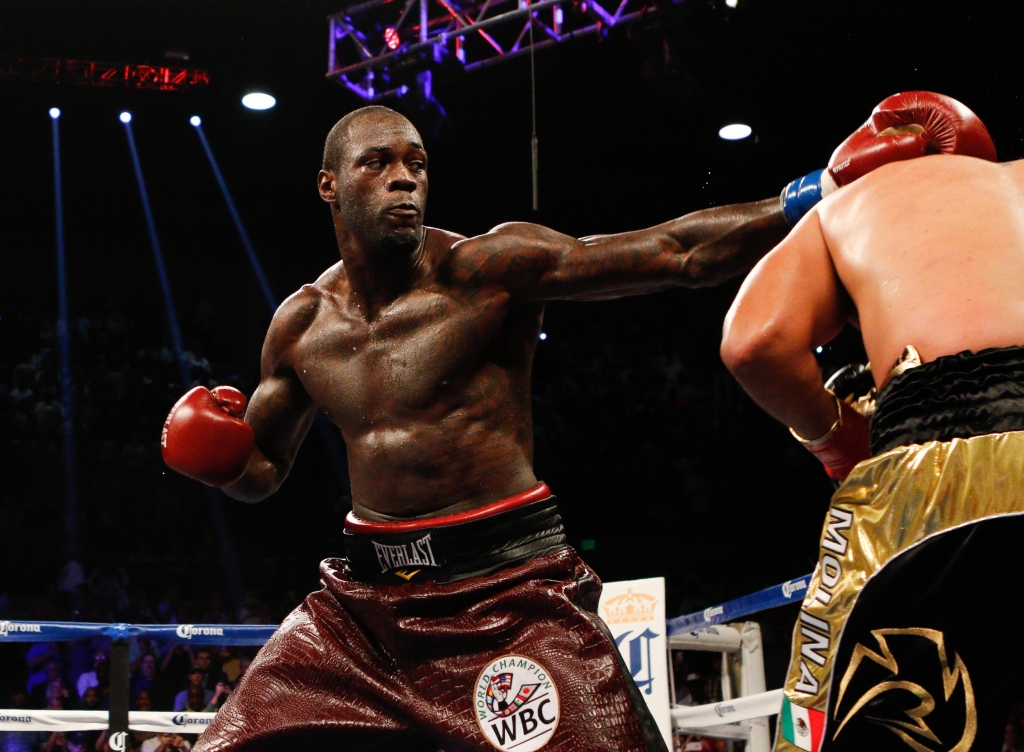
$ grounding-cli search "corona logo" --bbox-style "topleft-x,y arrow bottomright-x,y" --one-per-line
173,713 -> 213,727
602,589 -> 657,624
833,628 -> 976,752
703,605 -> 724,621
175,624 -> 225,640
782,579 -> 807,599
0,621 -> 42,638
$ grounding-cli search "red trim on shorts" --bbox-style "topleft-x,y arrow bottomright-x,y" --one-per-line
344,483 -> 552,534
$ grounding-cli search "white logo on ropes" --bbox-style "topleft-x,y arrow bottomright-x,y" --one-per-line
175,624 -> 224,640
703,606 -> 723,621
172,714 -> 214,727
0,621 -> 42,638
109,732 -> 128,752
713,703 -> 736,718
782,579 -> 807,599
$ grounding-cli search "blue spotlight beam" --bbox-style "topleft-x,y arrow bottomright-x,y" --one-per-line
121,117 -> 244,607
191,121 -> 350,488
193,124 -> 279,311
121,119 -> 189,384
52,110 -> 81,563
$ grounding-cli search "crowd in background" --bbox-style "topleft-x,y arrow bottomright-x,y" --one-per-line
0,292 -> 848,752
1,624 -> 254,752
0,530 -> 270,752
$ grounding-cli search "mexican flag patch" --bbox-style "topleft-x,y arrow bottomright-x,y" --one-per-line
780,696 -> 825,751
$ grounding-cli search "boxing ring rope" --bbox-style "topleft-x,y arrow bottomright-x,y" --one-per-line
1,573 -> 813,735
667,574 -> 811,634
0,710 -> 216,734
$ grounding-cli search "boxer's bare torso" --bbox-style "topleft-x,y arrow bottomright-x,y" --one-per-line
225,108 -> 789,519
722,153 -> 1024,440
820,154 -> 1024,381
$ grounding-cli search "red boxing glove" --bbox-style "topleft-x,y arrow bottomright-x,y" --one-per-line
162,385 -> 255,486
791,398 -> 870,482
827,91 -> 997,189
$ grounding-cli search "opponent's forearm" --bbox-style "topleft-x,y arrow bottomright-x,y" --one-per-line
723,341 -> 836,440
661,197 -> 790,288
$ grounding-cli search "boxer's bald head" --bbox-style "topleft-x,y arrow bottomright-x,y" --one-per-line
322,106 -> 421,174
319,106 -> 428,257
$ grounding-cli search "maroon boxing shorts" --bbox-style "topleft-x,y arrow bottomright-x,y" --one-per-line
194,484 -> 668,752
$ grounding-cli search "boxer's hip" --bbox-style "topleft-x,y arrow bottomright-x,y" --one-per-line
777,354 -> 1024,751
870,343 -> 1024,455
342,482 -> 570,584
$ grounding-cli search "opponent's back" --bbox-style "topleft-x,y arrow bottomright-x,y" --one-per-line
819,154 -> 1024,377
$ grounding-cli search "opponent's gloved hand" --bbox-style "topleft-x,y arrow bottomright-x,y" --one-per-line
780,91 -> 997,224
790,394 -> 870,482
162,386 -> 255,486
826,91 -> 997,187
824,362 -> 876,417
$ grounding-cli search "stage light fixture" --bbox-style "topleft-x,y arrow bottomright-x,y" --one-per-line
384,27 -> 401,50
725,0 -> 738,7
718,123 -> 752,140
242,93 -> 276,110
190,115 -> 202,127
119,111 -> 132,123
49,107 -> 61,119
539,332 -> 548,341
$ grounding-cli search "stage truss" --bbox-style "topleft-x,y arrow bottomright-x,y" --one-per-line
326,0 -> 678,103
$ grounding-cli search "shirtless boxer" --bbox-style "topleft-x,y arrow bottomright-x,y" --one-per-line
161,102 -> 924,751
721,92 -> 1019,751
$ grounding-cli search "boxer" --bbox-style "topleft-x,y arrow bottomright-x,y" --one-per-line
721,92 -> 1019,751
163,102 -> 920,751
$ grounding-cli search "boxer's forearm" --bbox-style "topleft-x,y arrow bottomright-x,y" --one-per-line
222,446 -> 288,503
474,198 -> 789,301
563,198 -> 790,299
660,197 -> 790,287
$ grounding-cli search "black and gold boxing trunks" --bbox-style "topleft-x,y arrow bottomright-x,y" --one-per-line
777,346 -> 1024,752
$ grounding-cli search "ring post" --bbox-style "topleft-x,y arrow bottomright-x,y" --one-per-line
740,622 -> 770,752
109,638 -> 130,748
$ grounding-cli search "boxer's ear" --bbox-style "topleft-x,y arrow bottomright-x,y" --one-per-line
318,169 -> 337,203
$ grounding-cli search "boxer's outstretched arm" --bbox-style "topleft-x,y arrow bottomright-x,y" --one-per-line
719,211 -> 854,439
223,291 -> 319,503
452,197 -> 788,300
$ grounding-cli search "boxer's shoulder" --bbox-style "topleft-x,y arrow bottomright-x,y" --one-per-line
262,279 -> 331,370
424,225 -> 468,249
444,222 -> 568,287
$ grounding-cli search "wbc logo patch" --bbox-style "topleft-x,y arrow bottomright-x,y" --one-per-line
475,654 -> 560,751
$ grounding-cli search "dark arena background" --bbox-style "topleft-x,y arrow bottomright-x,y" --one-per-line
1,0 -> 1022,747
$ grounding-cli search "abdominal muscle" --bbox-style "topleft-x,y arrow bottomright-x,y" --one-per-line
823,156 -> 1024,385
343,411 -> 539,521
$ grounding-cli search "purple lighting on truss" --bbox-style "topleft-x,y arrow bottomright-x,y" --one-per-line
327,0 -> 666,104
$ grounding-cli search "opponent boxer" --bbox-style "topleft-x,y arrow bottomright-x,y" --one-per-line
721,92 -> 1019,751
162,102 -> 922,752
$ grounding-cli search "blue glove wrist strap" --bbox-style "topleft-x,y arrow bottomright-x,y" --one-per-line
781,168 -> 824,225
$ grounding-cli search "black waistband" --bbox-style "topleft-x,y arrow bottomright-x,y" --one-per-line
343,496 -> 568,585
871,345 -> 1024,455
